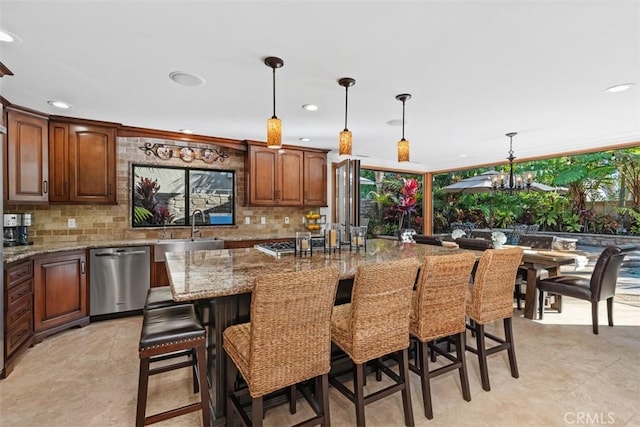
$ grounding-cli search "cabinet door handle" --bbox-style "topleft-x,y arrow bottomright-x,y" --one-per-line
81,261 -> 86,275
108,184 -> 113,196
304,191 -> 308,201
43,180 -> 48,194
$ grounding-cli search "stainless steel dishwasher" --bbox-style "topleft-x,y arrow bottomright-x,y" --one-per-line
89,246 -> 151,316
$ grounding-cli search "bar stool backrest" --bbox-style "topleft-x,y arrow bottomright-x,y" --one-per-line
349,257 -> 420,362
412,252 -> 477,341
467,247 -> 524,323
248,267 -> 340,395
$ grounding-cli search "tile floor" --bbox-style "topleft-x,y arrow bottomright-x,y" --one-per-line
0,296 -> 638,427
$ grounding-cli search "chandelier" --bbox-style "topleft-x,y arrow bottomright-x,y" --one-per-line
491,132 -> 533,194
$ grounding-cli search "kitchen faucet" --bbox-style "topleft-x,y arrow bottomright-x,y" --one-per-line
191,209 -> 204,239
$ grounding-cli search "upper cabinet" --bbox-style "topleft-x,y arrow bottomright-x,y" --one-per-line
6,108 -> 49,203
245,142 -> 327,207
49,119 -> 118,204
303,151 -> 327,206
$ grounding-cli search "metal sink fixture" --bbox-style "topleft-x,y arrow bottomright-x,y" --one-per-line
154,237 -> 224,262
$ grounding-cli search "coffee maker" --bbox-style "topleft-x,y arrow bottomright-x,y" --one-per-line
3,214 -> 19,247
3,213 -> 34,246
18,213 -> 34,245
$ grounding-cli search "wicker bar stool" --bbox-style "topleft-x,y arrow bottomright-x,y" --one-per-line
223,267 -> 340,427
136,304 -> 209,426
330,257 -> 420,427
409,252 -> 476,419
465,247 -> 524,392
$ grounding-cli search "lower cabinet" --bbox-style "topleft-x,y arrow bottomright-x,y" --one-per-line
33,250 -> 89,343
2,260 -> 34,378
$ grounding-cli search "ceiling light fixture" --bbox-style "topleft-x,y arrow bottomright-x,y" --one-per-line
605,83 -> 634,93
179,129 -> 193,134
302,104 -> 318,111
47,100 -> 72,109
264,56 -> 284,149
395,93 -> 411,162
299,137 -> 311,142
492,132 -> 532,194
338,77 -> 355,156
168,71 -> 205,87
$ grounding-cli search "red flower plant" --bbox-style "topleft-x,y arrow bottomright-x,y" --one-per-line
398,178 -> 419,214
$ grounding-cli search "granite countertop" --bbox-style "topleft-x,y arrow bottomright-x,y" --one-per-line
165,239 -> 460,302
2,239 -> 160,264
1,234 -> 315,265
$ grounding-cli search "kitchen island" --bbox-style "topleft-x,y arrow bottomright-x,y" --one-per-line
164,238 -> 459,423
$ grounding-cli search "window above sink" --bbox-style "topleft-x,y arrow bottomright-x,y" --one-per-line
132,164 -> 236,228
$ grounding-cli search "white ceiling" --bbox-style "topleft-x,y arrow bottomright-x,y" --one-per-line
1,0 -> 638,173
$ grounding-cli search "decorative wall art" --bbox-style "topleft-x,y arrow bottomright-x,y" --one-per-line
139,142 -> 229,164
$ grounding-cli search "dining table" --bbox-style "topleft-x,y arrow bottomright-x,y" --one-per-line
516,247 -> 595,319
163,238 -> 596,423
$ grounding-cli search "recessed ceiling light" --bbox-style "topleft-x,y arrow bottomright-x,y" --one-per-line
302,104 -> 318,111
0,30 -> 15,42
299,137 -> 311,142
605,83 -> 634,93
386,119 -> 404,126
169,71 -> 206,87
459,154 -> 467,158
179,129 -> 193,134
47,100 -> 72,109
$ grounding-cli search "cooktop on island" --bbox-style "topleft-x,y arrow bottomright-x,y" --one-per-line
254,237 -> 326,257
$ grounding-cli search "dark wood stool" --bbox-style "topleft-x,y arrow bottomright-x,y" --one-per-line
136,304 -> 210,427
144,286 -> 181,311
144,286 -> 210,326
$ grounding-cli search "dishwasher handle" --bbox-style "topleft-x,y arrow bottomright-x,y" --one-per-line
93,250 -> 148,257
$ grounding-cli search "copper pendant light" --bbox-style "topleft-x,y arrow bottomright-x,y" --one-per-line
338,77 -> 355,156
264,56 -> 284,149
396,93 -> 411,162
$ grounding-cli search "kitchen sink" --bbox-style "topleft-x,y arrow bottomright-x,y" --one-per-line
154,237 -> 224,262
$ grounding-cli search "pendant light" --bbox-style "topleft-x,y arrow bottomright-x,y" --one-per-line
338,77 -> 355,156
396,93 -> 411,162
264,56 -> 284,149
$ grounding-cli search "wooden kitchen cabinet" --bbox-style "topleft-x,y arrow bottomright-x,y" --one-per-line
33,250 -> 89,343
49,118 -> 117,204
245,142 -> 327,207
2,259 -> 34,378
5,108 -> 49,203
303,151 -> 327,206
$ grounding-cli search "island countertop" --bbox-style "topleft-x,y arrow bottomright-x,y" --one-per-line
166,238 -> 460,301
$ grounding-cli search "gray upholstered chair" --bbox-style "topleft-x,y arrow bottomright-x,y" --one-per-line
537,245 -> 636,334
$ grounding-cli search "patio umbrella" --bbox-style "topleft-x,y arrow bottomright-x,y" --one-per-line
442,170 -> 567,194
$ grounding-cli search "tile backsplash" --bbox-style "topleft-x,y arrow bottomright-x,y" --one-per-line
4,137 -> 321,245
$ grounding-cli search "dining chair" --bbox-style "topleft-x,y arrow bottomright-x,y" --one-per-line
413,234 -> 443,246
330,257 -> 420,427
409,252 -> 476,419
537,244 -> 636,334
508,224 -> 529,245
465,247 -> 524,392
223,267 -> 340,427
455,237 -> 493,251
